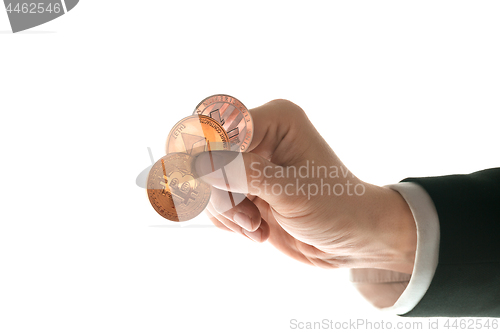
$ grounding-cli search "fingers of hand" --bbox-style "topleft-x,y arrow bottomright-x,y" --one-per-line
206,203 -> 242,234
205,193 -> 270,243
205,210 -> 232,232
210,187 -> 261,232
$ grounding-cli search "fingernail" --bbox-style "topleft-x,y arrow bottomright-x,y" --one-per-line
243,228 -> 262,242
233,212 -> 253,231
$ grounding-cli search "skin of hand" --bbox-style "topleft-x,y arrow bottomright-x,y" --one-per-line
194,99 -> 417,274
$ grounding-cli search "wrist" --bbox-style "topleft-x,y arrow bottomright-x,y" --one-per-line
357,183 -> 417,274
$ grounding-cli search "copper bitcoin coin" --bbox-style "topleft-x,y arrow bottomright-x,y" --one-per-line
147,153 -> 211,222
166,115 -> 230,155
193,94 -> 253,152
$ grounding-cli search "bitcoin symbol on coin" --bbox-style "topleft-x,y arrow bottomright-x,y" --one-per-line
147,153 -> 211,222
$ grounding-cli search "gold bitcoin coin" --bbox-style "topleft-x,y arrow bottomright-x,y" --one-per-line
147,153 -> 211,222
166,115 -> 230,155
193,94 -> 253,152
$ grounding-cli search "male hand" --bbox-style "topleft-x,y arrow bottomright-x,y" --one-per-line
194,99 -> 417,274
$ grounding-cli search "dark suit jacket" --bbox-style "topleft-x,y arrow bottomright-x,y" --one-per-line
400,168 -> 500,317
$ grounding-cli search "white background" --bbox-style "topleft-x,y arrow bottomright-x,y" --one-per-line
1,1 -> 499,332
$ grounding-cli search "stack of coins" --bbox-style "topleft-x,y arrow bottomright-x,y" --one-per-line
146,94 -> 254,221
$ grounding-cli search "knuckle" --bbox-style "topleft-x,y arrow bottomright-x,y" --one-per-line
268,99 -> 307,127
269,99 -> 305,114
269,98 -> 293,106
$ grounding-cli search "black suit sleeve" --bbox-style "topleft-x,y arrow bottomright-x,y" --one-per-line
399,168 -> 500,317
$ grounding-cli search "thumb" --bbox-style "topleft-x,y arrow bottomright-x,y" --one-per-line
193,150 -> 291,207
